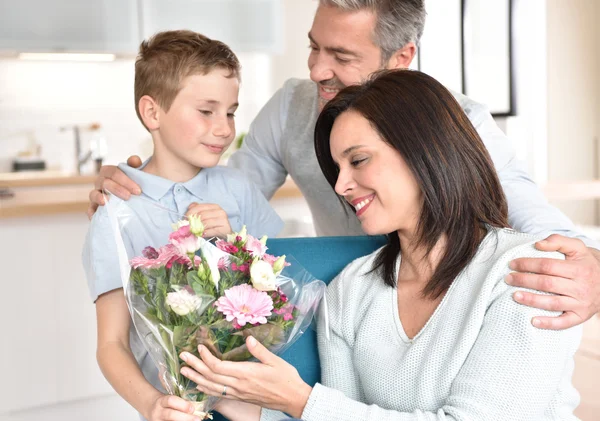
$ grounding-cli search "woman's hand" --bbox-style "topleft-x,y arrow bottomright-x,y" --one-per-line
186,203 -> 232,238
145,393 -> 203,421
179,336 -> 312,419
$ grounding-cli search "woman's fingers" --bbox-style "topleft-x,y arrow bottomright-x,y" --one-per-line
180,352 -> 239,392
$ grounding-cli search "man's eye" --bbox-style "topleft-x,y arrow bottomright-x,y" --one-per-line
336,56 -> 351,64
308,45 -> 319,52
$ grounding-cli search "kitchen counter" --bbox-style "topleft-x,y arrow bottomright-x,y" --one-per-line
0,172 -> 303,218
0,171 -> 96,188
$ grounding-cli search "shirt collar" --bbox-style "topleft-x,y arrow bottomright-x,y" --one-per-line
117,158 -> 209,201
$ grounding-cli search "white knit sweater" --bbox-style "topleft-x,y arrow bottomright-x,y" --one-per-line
261,228 -> 582,421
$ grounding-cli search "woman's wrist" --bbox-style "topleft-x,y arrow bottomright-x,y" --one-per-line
287,383 -> 313,419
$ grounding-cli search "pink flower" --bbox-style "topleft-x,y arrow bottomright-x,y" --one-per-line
274,303 -> 295,321
169,225 -> 201,255
245,236 -> 268,258
231,262 -> 250,273
142,246 -> 159,259
215,284 -> 273,326
217,257 -> 228,270
131,244 -> 180,269
262,253 -> 278,266
215,239 -> 239,254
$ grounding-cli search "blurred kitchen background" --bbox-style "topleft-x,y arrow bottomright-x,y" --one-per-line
1,0 -> 599,420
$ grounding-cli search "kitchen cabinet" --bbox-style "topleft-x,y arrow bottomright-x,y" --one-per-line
0,0 -> 282,55
139,0 -> 283,53
0,212 -> 113,414
0,0 -> 139,54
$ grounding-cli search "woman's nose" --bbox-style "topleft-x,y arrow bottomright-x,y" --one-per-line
334,169 -> 355,196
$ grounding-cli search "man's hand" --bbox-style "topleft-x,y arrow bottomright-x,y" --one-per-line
506,234 -> 600,330
186,203 -> 232,239
87,155 -> 143,220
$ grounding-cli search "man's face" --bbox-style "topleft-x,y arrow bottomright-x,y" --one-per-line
308,4 -> 391,110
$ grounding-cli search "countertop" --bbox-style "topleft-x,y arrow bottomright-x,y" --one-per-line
0,171 -> 302,218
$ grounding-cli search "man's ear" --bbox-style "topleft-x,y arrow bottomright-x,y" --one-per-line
138,95 -> 161,131
386,42 -> 417,70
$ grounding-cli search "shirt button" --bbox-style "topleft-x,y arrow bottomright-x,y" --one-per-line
175,185 -> 182,194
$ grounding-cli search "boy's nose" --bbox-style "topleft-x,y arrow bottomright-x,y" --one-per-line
213,117 -> 232,138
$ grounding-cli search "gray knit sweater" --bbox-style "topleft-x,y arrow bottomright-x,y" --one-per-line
261,228 -> 582,420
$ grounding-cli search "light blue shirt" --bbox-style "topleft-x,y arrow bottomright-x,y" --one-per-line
82,160 -> 283,406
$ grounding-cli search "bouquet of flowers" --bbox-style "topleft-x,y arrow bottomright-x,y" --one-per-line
105,195 -> 325,419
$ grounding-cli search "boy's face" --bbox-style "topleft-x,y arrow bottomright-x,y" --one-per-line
155,68 -> 239,172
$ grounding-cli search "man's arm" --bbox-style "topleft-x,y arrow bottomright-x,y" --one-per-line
228,82 -> 292,200
467,101 -> 600,328
87,156 -> 143,219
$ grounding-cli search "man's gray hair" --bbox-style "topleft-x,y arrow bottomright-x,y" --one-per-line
320,0 -> 426,62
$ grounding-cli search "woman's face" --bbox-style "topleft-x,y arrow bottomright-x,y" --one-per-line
330,110 -> 422,236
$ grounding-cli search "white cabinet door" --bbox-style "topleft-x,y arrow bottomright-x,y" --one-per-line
0,0 -> 140,54
140,0 -> 283,53
53,214 -> 115,404
0,217 -> 59,413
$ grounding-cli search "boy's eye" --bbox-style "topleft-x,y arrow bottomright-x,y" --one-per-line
199,110 -> 212,116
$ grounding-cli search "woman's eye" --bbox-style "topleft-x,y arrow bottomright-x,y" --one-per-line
227,113 -> 236,118
351,158 -> 367,167
199,110 -> 212,116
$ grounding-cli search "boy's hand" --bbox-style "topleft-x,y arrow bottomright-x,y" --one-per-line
87,155 -> 143,219
147,394 -> 203,421
186,203 -> 232,239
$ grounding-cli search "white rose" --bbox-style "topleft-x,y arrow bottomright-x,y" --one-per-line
165,289 -> 202,316
250,260 -> 277,291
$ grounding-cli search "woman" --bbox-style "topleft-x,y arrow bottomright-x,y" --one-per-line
178,70 -> 581,420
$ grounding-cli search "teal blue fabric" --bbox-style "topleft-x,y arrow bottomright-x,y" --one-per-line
213,235 -> 386,421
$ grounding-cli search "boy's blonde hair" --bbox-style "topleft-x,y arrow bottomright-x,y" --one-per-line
134,30 -> 241,130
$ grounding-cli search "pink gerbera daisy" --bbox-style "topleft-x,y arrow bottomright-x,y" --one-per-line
215,284 -> 273,326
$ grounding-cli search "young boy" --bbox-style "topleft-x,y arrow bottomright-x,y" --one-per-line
82,30 -> 283,421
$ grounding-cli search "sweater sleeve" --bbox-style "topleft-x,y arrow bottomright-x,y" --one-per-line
228,80 -> 294,200
465,99 -> 598,248
302,248 -> 582,421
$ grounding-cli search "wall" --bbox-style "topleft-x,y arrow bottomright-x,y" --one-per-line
545,0 -> 599,225
0,53 -> 272,174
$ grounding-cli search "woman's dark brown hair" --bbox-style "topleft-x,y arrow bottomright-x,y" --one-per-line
314,69 -> 509,299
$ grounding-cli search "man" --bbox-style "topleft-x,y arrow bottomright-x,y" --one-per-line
88,0 -> 600,330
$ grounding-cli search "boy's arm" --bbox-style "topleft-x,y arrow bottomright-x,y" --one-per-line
96,290 -> 199,421
84,209 -> 200,421
228,83 -> 291,200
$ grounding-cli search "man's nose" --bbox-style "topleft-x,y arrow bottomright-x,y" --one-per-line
309,53 -> 334,83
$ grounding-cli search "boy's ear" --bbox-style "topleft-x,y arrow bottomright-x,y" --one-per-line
138,95 -> 161,130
